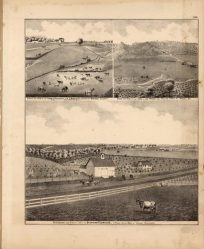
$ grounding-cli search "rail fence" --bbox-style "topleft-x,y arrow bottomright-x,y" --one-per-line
26,169 -> 197,209
26,183 -> 156,209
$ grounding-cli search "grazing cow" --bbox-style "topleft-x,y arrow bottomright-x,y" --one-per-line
37,87 -> 46,92
57,80 -> 63,84
80,180 -> 91,186
93,180 -> 100,185
85,88 -> 95,96
136,199 -> 156,213
61,86 -> 69,92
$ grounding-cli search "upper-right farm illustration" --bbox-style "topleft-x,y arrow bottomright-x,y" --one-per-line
113,20 -> 198,98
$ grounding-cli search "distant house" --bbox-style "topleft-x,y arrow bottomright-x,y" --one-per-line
137,160 -> 153,172
80,154 -> 115,178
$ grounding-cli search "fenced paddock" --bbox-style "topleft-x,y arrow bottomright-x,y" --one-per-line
26,183 -> 156,208
26,168 -> 197,209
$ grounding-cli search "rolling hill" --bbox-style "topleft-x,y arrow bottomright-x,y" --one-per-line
25,156 -> 67,178
25,44 -> 98,81
114,41 -> 198,60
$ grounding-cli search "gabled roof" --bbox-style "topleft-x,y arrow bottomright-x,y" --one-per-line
88,157 -> 115,167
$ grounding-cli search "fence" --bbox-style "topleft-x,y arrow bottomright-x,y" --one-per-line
26,183 -> 156,209
26,168 -> 197,209
26,175 -> 88,184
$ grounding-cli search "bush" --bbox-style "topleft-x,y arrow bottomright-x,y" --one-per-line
59,64 -> 65,69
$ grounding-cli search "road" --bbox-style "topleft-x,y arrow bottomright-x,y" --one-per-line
26,168 -> 197,208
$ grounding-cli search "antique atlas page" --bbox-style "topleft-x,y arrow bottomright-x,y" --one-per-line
2,0 -> 204,248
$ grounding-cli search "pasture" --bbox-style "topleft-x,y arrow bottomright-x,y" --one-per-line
26,69 -> 113,97
26,169 -> 197,199
114,56 -> 197,86
25,156 -> 80,180
25,44 -> 60,59
114,55 -> 198,98
25,43 -> 113,97
25,45 -> 98,81
26,185 -> 198,221
104,148 -> 197,159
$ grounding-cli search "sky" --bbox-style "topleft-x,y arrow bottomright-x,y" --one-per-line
26,100 -> 198,145
26,19 -> 198,44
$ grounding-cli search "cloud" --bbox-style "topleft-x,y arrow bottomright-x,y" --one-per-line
26,101 -> 197,145
26,20 -> 113,42
26,20 -> 198,44
113,22 -> 198,43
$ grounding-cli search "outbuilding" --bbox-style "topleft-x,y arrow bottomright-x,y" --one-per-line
80,154 -> 115,178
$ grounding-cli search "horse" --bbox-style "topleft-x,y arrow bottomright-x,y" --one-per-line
136,199 -> 156,213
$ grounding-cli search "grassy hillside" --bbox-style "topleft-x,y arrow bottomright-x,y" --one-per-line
25,45 -> 98,81
115,41 -> 198,59
25,156 -> 68,178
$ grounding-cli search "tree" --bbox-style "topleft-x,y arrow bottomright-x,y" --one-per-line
164,81 -> 174,97
77,38 -> 83,45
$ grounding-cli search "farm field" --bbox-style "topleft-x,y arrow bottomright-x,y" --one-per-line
26,44 -> 60,59
26,169 -> 197,199
113,40 -> 198,98
26,185 -> 198,221
26,45 -> 98,80
25,144 -> 198,186
104,148 -> 197,159
114,56 -> 198,98
25,43 -> 113,97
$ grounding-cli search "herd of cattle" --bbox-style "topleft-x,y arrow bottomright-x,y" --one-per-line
36,70 -> 110,95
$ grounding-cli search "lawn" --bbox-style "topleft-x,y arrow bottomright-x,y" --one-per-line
26,185 -> 198,221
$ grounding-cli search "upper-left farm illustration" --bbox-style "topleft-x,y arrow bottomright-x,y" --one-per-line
25,20 -> 113,97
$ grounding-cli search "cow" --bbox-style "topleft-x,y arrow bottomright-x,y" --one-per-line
37,87 -> 46,92
80,180 -> 91,186
93,180 -> 100,185
136,199 -> 156,213
61,86 -> 69,92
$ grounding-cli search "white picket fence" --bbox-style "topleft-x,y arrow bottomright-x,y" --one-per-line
26,183 -> 155,209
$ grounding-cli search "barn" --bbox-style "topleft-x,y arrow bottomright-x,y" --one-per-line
80,154 -> 115,178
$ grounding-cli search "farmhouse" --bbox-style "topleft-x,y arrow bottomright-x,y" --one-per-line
137,160 -> 153,172
80,154 -> 115,178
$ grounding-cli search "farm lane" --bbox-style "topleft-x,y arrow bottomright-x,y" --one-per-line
26,168 -> 197,204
